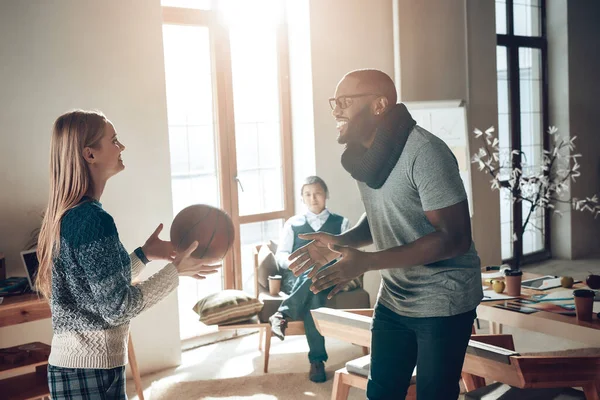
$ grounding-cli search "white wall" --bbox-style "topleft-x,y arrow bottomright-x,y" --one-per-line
296,0 -> 395,304
394,0 -> 501,268
0,0 -> 181,376
548,0 -> 600,259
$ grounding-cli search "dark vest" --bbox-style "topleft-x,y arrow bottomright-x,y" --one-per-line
291,213 -> 344,253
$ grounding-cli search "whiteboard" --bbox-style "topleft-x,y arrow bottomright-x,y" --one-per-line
404,100 -> 473,217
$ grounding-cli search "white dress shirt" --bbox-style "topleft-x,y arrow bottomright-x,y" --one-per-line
275,209 -> 350,269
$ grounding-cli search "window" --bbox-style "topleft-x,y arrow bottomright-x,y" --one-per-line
161,0 -> 294,341
495,0 -> 549,266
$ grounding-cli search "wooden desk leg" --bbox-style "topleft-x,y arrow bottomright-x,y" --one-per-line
332,370 -> 350,400
259,327 -> 264,351
496,323 -> 503,334
489,321 -> 504,334
264,325 -> 272,373
582,381 -> 600,400
128,333 -> 145,400
461,372 -> 486,392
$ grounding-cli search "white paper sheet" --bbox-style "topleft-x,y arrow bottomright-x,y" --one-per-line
481,290 -> 519,301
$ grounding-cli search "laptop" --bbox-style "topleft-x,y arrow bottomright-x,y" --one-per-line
19,248 -> 40,292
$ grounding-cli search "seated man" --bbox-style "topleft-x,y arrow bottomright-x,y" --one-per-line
270,175 -> 349,383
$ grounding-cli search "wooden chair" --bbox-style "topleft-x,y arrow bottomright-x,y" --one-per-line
462,334 -> 600,399
312,308 -> 415,400
251,244 -> 370,372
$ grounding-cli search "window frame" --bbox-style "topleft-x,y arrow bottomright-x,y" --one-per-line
496,0 -> 550,267
161,4 -> 295,293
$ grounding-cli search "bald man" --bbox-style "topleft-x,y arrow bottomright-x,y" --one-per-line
288,69 -> 482,400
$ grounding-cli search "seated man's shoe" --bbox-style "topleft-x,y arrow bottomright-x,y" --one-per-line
269,312 -> 287,341
309,361 -> 326,383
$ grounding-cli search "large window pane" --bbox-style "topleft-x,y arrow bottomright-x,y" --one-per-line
513,0 -> 541,37
522,203 -> 544,255
229,0 -> 285,216
240,219 -> 283,296
495,1 -> 507,35
163,24 -> 223,340
519,47 -> 544,255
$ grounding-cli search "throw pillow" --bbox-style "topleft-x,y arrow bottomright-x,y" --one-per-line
257,244 -> 278,292
340,277 -> 363,292
193,290 -> 264,325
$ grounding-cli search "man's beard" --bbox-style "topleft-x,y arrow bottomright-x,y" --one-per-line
337,104 -> 379,145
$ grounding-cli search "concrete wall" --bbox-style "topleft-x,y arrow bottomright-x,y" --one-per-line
0,0 -> 181,376
395,0 -> 502,267
565,1 -> 600,258
548,0 -> 600,259
547,0 -> 572,259
395,0 -> 468,102
303,0 -> 396,304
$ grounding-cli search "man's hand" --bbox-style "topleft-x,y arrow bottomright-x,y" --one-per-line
142,223 -> 176,262
288,232 -> 343,278
310,244 -> 371,299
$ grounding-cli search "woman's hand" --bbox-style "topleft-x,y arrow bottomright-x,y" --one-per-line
142,224 -> 176,262
173,241 -> 223,279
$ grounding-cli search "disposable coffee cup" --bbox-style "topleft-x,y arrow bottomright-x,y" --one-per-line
573,289 -> 595,322
504,269 -> 523,296
268,275 -> 282,296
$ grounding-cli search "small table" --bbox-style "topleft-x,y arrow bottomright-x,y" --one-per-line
0,293 -> 145,399
477,272 -> 600,346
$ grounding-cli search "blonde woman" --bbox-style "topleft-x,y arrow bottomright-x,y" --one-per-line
37,110 -> 219,399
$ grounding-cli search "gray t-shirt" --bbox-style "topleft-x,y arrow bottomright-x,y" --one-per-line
358,125 -> 483,318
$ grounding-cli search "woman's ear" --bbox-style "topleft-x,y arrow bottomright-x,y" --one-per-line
82,147 -> 95,164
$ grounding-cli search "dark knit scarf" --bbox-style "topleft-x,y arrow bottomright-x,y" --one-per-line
341,103 -> 416,189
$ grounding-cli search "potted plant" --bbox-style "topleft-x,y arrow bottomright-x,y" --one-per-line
471,126 -> 600,295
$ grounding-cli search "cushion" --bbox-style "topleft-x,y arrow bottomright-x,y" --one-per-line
267,240 -> 278,254
346,355 -> 416,384
257,288 -> 371,322
193,290 -> 264,326
464,382 -> 585,400
257,245 -> 278,292
340,277 -> 362,292
257,291 -> 290,322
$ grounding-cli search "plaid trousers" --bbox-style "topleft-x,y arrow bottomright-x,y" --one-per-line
48,364 -> 127,400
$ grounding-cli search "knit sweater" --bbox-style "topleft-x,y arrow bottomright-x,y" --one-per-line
48,199 -> 179,369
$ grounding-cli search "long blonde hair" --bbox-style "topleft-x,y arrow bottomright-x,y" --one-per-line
36,110 -> 108,299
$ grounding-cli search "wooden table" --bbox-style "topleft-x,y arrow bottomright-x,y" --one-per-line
477,272 -> 600,346
0,293 -> 145,399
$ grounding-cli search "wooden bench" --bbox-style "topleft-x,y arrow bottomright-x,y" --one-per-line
311,307 -> 600,400
463,334 -> 600,399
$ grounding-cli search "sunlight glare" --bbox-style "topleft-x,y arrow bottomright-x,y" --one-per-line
220,0 -> 282,28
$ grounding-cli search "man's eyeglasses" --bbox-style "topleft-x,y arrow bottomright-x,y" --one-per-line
328,93 -> 381,110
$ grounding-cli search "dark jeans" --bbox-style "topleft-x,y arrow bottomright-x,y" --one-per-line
367,303 -> 476,400
278,270 -> 331,363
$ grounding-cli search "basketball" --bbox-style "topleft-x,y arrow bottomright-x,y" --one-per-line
170,204 -> 235,260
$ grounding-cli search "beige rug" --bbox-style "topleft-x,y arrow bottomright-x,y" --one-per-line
150,372 -> 364,400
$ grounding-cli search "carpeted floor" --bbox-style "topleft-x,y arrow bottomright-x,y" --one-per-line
150,372 -> 364,400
